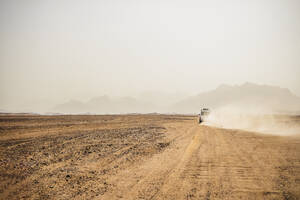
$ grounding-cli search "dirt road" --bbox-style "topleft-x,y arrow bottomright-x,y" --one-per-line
0,115 -> 300,199
102,122 -> 300,200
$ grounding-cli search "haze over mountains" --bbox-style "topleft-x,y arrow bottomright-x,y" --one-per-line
54,96 -> 156,114
52,83 -> 300,114
173,82 -> 300,114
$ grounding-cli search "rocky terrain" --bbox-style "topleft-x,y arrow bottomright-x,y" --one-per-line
0,114 -> 299,199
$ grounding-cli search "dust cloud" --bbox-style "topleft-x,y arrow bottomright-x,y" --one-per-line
205,105 -> 300,136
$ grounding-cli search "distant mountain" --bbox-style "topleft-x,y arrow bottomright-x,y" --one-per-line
53,83 -> 300,114
53,100 -> 86,113
53,96 -> 159,114
171,83 -> 300,114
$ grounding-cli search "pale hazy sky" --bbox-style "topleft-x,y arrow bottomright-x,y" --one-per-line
1,0 -> 300,111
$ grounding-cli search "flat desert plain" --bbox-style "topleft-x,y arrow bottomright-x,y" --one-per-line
0,114 -> 300,199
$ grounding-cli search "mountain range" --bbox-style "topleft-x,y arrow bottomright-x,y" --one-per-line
53,83 -> 300,114
53,96 -> 156,114
172,82 -> 300,114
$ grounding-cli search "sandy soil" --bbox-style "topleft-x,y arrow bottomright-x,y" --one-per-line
0,114 -> 300,199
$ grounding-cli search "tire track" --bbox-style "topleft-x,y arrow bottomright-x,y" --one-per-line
100,123 -> 198,200
99,119 -> 300,199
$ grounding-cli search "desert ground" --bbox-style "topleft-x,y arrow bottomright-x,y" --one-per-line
0,114 -> 300,200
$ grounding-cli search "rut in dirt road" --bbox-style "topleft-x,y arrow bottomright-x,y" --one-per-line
102,124 -> 300,200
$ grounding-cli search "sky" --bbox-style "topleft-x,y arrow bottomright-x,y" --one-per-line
0,0 -> 300,111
